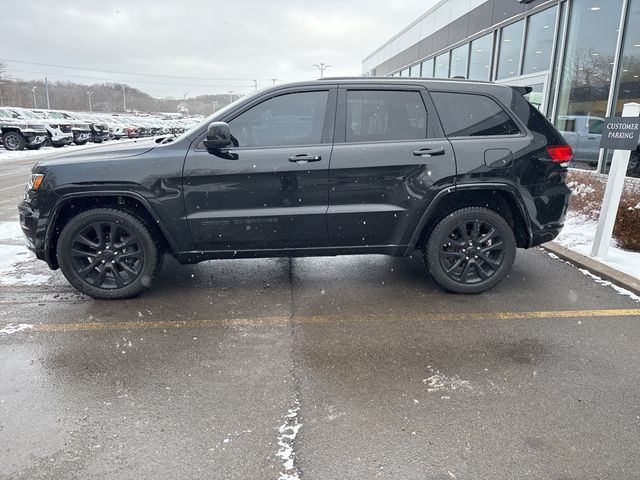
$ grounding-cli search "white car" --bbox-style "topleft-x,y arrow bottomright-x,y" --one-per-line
10,107 -> 73,147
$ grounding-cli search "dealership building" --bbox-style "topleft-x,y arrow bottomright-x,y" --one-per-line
363,0 -> 640,177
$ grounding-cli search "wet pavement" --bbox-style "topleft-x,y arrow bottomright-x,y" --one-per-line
1,152 -> 640,479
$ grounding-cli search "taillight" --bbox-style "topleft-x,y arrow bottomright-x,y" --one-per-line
547,145 -> 573,163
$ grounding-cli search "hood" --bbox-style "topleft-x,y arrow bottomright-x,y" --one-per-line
71,121 -> 91,131
37,137 -> 157,166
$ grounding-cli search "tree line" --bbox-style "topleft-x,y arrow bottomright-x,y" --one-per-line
0,64 -> 239,116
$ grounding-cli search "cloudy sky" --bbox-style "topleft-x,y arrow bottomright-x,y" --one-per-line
1,1 -> 437,99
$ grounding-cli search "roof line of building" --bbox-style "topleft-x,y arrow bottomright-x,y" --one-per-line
362,0 -> 451,62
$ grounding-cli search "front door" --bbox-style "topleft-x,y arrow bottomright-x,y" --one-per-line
183,88 -> 336,252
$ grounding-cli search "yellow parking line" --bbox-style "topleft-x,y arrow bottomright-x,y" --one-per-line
21,308 -> 640,333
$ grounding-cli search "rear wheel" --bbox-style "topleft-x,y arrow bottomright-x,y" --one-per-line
57,208 -> 161,299
425,207 -> 516,294
2,131 -> 27,151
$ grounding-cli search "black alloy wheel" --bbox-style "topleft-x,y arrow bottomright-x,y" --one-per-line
57,209 -> 160,299
425,207 -> 516,294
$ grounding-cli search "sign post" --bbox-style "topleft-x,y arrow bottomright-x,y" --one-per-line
590,102 -> 640,258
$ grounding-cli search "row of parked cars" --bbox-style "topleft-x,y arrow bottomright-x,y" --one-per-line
0,107 -> 200,151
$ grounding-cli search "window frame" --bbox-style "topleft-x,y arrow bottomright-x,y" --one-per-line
335,85 -> 442,144
429,90 -> 525,140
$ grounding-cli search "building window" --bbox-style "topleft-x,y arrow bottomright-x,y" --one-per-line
409,64 -> 420,77
450,44 -> 469,78
421,58 -> 434,78
401,68 -> 410,77
497,20 -> 524,80
345,90 -> 428,142
554,0 -> 624,171
434,52 -> 450,78
609,0 -> 640,177
468,33 -> 493,81
522,6 -> 558,75
431,92 -> 520,137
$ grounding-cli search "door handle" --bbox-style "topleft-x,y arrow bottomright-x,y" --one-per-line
587,136 -> 597,140
413,147 -> 445,157
289,154 -> 322,163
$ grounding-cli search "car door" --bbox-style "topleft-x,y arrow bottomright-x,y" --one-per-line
327,85 -> 456,248
183,87 -> 336,252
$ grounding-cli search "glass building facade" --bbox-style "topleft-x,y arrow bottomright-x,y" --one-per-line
364,0 -> 640,177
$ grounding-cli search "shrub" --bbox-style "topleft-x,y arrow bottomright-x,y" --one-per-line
566,169 -> 640,252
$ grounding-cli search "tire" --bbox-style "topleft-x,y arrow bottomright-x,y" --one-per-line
1,131 -> 27,151
424,207 -> 516,294
57,208 -> 161,300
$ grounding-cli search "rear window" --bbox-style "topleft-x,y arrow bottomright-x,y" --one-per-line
431,91 -> 520,137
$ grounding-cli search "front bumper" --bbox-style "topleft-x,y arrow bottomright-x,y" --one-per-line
26,134 -> 47,146
18,197 -> 46,261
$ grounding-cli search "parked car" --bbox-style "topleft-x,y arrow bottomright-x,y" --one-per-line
19,78 -> 572,299
67,112 -> 109,143
4,107 -> 73,147
0,108 -> 47,151
32,109 -> 92,145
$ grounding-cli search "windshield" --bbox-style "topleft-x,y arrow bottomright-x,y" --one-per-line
14,109 -> 40,120
46,111 -> 66,120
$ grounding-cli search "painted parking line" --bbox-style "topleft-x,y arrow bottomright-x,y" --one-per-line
5,308 -> 640,334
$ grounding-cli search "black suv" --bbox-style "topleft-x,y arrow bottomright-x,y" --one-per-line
19,78 -> 572,299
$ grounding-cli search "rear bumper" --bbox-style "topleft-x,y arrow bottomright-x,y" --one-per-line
530,225 -> 563,248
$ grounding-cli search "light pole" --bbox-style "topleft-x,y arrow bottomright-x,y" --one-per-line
227,90 -> 235,105
31,86 -> 37,108
251,79 -> 257,91
313,63 -> 332,78
121,85 -> 126,112
87,91 -> 93,112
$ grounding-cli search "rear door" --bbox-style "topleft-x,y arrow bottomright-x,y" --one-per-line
327,85 -> 456,248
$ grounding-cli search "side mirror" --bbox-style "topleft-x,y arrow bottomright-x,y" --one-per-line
203,122 -> 232,151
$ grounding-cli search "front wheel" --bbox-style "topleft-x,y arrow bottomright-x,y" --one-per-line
57,208 -> 161,299
425,207 -> 516,294
2,131 -> 27,151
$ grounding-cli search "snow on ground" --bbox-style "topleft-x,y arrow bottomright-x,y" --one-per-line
556,212 -> 640,281
0,143 -> 98,162
0,323 -> 34,336
276,399 -> 302,480
0,221 -> 52,286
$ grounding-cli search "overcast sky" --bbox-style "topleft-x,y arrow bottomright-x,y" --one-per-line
1,1 -> 437,99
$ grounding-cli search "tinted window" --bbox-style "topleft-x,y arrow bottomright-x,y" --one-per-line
557,118 -> 576,132
229,91 -> 328,147
346,90 -> 428,142
431,92 -> 520,137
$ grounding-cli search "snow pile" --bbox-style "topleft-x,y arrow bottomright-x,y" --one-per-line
0,323 -> 34,336
423,366 -> 473,394
0,221 -> 51,285
276,399 -> 302,480
556,212 -> 640,280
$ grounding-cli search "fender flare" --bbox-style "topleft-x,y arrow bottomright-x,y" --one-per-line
405,183 -> 534,253
44,190 -> 181,266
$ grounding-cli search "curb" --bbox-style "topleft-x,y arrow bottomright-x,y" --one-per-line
542,242 -> 640,296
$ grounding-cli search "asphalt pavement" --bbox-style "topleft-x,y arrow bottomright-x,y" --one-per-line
1,149 -> 639,480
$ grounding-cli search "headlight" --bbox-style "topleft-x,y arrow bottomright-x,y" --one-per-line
28,174 -> 45,190
49,124 -> 59,129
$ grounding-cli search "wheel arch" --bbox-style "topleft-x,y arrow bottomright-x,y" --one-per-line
408,184 -> 533,253
45,191 -> 179,269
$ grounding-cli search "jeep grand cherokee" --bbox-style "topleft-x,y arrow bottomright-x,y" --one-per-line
19,78 -> 572,299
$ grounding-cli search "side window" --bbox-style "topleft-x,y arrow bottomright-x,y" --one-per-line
346,90 -> 427,142
431,92 -> 521,137
588,118 -> 604,135
229,91 -> 328,147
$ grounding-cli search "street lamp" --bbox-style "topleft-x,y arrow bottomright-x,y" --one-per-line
31,86 -> 37,108
313,63 -> 332,78
87,91 -> 93,112
121,85 -> 126,112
